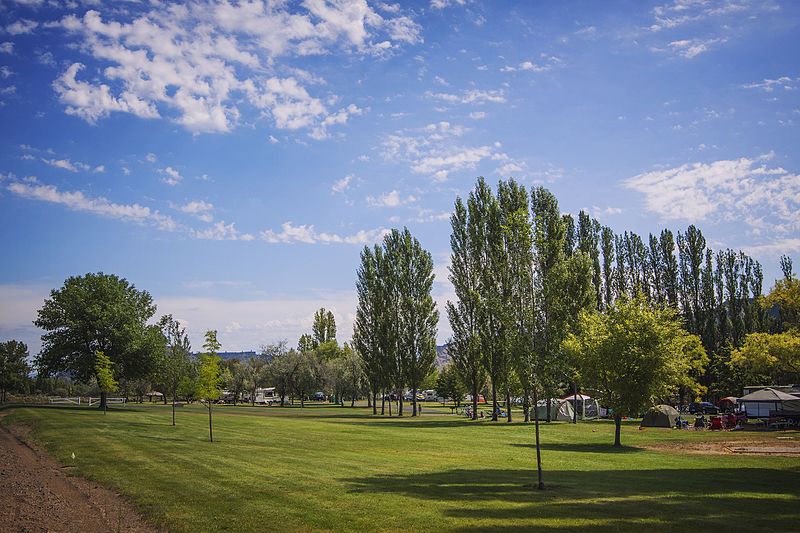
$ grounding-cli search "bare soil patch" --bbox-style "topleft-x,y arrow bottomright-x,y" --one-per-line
0,413 -> 157,533
644,434 -> 800,457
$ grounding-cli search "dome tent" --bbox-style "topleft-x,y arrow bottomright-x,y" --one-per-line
534,398 -> 575,422
640,404 -> 680,428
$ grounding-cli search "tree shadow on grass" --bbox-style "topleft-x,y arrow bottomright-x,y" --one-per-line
509,442 -> 644,453
341,467 -> 800,531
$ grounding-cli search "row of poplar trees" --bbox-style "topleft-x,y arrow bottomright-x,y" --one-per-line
354,228 -> 439,417
445,178 -> 769,423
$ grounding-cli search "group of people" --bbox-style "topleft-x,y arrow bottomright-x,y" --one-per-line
676,412 -> 744,431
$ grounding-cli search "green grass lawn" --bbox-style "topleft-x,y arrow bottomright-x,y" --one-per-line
4,403 -> 800,532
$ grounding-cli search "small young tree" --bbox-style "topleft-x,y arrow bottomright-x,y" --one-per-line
0,340 -> 30,403
95,350 -> 117,415
564,295 -> 706,446
158,315 -> 191,425
435,364 -> 466,407
197,330 -> 223,442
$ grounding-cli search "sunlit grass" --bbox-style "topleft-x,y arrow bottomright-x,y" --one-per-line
4,403 -> 799,532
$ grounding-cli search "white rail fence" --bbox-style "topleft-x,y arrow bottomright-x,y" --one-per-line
48,396 -> 82,405
88,397 -> 126,406
47,397 -> 127,406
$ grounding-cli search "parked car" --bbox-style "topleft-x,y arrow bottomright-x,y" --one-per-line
311,391 -> 326,401
689,401 -> 719,415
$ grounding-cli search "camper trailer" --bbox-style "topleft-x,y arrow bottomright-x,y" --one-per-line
253,387 -> 279,405
423,390 -> 437,402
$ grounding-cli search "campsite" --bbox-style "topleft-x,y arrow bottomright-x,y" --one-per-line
2,1 -> 800,531
2,401 -> 799,532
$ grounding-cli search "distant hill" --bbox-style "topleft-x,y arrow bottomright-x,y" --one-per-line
435,344 -> 450,368
192,351 -> 258,361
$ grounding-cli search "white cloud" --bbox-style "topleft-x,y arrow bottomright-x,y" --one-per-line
412,146 -> 493,180
260,222 -> 388,245
625,155 -> 800,235
381,121 -> 514,181
41,157 -> 89,172
179,200 -> 214,222
650,0 -> 761,32
192,220 -> 254,241
500,59 -> 553,73
425,88 -> 506,105
741,76 -> 797,92
366,189 -> 416,207
0,42 -> 14,54
145,153 -> 157,163
160,166 -> 183,186
468,111 -> 486,119
430,0 -> 468,9
7,180 -> 178,231
667,38 -> 725,59
53,63 -> 159,124
332,174 -> 353,193
6,19 -> 38,35
0,66 -> 12,79
52,3 -> 419,135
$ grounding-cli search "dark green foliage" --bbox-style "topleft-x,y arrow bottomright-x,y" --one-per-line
0,340 -> 30,402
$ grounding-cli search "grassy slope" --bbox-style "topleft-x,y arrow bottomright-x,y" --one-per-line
4,404 -> 800,532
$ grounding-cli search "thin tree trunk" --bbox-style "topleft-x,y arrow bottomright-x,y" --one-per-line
100,390 -> 108,410
472,387 -> 478,421
523,387 -> 530,423
172,396 -> 176,426
412,387 -> 417,417
208,404 -> 213,442
506,389 -> 513,423
399,394 -> 404,417
388,395 -> 392,416
533,387 -> 544,490
381,391 -> 385,415
491,383 -> 498,421
614,414 -> 622,447
573,382 -> 578,424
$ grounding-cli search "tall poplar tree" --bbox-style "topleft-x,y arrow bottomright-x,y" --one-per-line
447,197 -> 487,420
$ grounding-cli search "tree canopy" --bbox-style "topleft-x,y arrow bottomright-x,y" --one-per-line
0,340 -> 30,402
34,273 -> 162,384
564,295 -> 706,446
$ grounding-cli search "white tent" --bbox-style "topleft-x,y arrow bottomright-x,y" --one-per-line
561,393 -> 601,419
738,387 -> 800,418
534,399 -> 575,421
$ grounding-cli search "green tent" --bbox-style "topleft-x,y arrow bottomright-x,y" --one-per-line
640,404 -> 680,428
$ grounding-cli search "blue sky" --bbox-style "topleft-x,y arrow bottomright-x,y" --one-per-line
1,0 -> 798,354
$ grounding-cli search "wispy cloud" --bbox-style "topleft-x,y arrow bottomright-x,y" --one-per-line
260,222 -> 388,245
425,88 -> 506,105
625,154 -> 800,235
741,76 -> 798,92
366,190 -> 416,207
331,175 -> 353,193
381,121 -> 515,181
192,221 -> 254,241
7,181 -> 179,231
178,200 -> 214,222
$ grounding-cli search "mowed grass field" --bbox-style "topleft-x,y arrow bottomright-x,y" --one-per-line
3,403 -> 800,532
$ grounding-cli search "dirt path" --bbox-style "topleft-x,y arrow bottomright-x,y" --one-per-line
0,414 -> 157,533
643,435 -> 800,456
